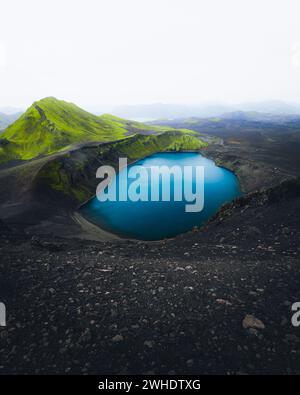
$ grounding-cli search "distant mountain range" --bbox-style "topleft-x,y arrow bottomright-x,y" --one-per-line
148,110 -> 300,149
0,112 -> 23,131
149,110 -> 300,127
2,100 -> 300,127
112,101 -> 300,120
208,110 -> 300,123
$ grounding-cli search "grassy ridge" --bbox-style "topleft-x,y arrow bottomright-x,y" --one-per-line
36,131 -> 207,205
0,97 -> 198,163
106,131 -> 206,159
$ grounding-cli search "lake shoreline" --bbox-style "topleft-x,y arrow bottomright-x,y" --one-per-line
79,152 -> 242,240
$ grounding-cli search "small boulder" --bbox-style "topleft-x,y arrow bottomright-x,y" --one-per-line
242,314 -> 265,330
112,334 -> 124,342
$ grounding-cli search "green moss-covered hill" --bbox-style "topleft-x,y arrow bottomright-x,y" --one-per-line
0,97 -> 201,164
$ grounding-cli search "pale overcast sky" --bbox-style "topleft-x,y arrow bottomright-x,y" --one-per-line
1,0 -> 300,108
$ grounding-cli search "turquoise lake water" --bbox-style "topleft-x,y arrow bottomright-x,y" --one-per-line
80,152 -> 242,240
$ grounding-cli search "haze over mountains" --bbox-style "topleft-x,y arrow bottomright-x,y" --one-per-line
0,111 -> 23,131
112,101 -> 300,120
0,107 -> 23,115
3,100 -> 300,124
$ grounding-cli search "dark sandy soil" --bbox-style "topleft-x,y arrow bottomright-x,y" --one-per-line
0,179 -> 299,374
1,122 -> 300,375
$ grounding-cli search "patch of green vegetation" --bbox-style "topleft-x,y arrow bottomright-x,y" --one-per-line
185,118 -> 201,125
109,131 -> 207,160
36,131 -> 208,204
0,138 -> 21,162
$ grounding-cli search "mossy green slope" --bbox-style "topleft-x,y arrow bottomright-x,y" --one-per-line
0,97 -> 197,163
106,130 -> 207,160
0,97 -> 129,161
36,131 -> 207,205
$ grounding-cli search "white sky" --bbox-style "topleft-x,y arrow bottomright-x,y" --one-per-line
1,0 -> 300,108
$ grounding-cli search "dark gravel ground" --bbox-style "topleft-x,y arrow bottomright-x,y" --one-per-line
0,184 -> 299,375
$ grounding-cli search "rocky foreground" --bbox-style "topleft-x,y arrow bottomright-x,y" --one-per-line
0,179 -> 299,374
